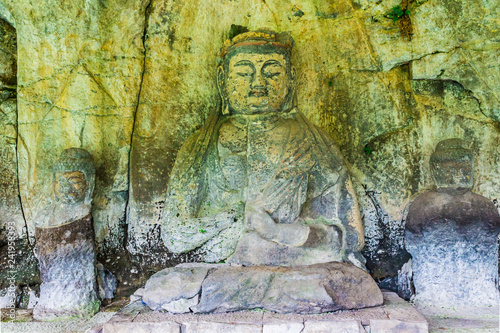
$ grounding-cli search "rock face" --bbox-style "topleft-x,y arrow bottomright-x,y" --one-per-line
405,139 -> 500,307
0,16 -> 40,292
142,262 -> 383,314
138,29 -> 380,314
406,193 -> 500,307
1,0 -> 149,256
0,0 -> 497,294
126,0 -> 500,282
0,18 -> 23,240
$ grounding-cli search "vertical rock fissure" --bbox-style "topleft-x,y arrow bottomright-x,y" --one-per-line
362,184 -> 387,233
16,115 -> 30,245
123,0 -> 152,250
10,20 -> 30,244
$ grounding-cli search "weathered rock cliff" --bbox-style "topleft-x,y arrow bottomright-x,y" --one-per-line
0,0 -> 498,294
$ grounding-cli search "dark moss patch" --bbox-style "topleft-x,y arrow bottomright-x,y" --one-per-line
228,24 -> 249,40
0,238 -> 40,289
363,247 -> 411,280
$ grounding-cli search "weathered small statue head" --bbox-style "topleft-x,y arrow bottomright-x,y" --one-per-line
217,29 -> 296,115
430,139 -> 474,190
53,148 -> 96,205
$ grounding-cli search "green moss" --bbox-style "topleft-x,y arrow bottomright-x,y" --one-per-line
42,301 -> 100,322
228,25 -> 249,40
364,145 -> 372,156
387,5 -> 410,22
2,316 -> 31,323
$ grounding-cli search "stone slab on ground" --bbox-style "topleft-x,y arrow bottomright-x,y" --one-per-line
96,291 -> 428,333
416,303 -> 499,333
0,292 -> 432,332
0,310 -> 115,333
103,322 -> 180,333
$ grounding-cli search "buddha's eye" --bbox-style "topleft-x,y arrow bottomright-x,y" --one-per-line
262,63 -> 284,79
236,71 -> 253,77
233,63 -> 254,78
263,71 -> 280,79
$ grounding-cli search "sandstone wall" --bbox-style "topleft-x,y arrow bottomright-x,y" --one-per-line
128,0 -> 500,277
0,0 -> 498,290
0,0 -> 149,254
0,17 -> 23,241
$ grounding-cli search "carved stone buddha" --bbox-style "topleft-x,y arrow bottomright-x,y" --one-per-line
162,30 -> 365,268
138,30 -> 382,314
405,139 -> 500,307
34,148 -> 100,320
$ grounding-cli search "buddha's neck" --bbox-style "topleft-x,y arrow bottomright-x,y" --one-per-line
227,108 -> 296,130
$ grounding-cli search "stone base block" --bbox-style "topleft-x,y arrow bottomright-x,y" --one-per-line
103,322 -> 179,333
99,291 -> 428,333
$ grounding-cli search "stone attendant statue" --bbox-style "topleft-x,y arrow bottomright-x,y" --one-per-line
138,30 -> 382,314
405,139 -> 500,307
34,148 -> 100,320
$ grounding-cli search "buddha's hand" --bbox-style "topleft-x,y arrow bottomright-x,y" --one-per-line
244,199 -> 309,246
244,199 -> 279,240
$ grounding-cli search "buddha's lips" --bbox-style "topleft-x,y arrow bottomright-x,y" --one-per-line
249,90 -> 268,97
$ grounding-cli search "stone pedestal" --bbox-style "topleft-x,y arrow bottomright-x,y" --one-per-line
33,215 -> 100,320
138,262 -> 383,314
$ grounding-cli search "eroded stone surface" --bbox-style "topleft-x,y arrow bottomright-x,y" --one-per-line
2,0 -> 149,256
103,322 -> 180,333
405,139 -> 500,307
102,291 -> 427,333
34,215 -> 100,321
0,17 -> 24,241
96,263 -> 117,301
0,0 -> 496,292
142,265 -> 211,313
370,320 -> 428,333
0,17 -> 16,87
126,0 -> 500,283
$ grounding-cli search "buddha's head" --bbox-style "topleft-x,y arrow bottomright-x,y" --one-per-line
217,29 -> 296,115
430,139 -> 474,191
53,148 -> 96,205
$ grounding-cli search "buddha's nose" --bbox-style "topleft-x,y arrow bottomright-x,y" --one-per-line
251,72 -> 265,89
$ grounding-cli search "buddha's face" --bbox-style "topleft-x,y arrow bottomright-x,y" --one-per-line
431,160 -> 473,190
54,170 -> 87,204
222,52 -> 293,115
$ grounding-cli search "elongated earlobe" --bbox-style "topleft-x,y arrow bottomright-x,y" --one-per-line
284,66 -> 297,111
217,66 -> 229,115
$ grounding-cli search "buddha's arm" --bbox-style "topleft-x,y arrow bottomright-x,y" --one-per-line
245,202 -> 310,246
246,170 -> 364,254
245,201 -> 340,248
162,204 -> 244,254
335,171 -> 364,254
302,170 -> 366,268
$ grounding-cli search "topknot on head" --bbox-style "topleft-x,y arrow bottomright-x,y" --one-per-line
53,148 -> 95,176
219,28 -> 294,64
430,139 -> 473,165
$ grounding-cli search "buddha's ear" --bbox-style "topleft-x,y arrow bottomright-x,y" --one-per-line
217,66 -> 229,115
284,66 -> 297,111
217,66 -> 225,92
